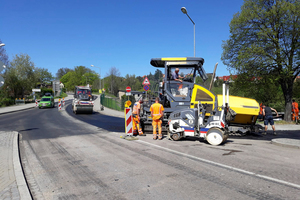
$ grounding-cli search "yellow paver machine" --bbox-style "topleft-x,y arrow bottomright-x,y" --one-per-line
140,57 -> 261,145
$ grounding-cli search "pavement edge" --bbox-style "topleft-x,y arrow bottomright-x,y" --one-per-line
271,138 -> 300,149
0,106 -> 36,115
13,132 -> 32,200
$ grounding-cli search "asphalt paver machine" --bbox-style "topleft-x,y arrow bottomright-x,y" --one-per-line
140,57 -> 260,145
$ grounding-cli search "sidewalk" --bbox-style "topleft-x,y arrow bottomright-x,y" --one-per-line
0,95 -> 74,200
0,131 -> 31,200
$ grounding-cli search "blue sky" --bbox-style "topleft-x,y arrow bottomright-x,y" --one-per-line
1,0 -> 244,79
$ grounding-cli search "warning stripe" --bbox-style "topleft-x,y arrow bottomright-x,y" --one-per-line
125,108 -> 133,135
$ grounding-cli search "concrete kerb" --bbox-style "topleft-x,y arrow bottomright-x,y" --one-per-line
0,104 -> 36,115
271,138 -> 300,149
13,132 -> 32,200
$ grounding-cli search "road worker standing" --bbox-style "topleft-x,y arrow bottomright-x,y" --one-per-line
150,97 -> 164,140
262,104 -> 278,135
292,99 -> 299,124
132,98 -> 144,136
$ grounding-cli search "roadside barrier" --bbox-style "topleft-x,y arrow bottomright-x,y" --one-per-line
58,99 -> 61,111
35,99 -> 38,107
15,98 -> 25,105
125,107 -> 133,136
63,97 -> 65,107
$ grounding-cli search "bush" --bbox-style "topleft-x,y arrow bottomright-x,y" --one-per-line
0,98 -> 15,107
54,92 -> 68,99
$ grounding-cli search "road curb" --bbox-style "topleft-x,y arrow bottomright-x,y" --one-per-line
13,132 -> 32,200
0,106 -> 36,115
271,138 -> 300,149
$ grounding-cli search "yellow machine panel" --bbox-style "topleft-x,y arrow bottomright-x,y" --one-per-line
217,95 -> 260,124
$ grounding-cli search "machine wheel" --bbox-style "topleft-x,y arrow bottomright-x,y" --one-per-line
171,132 -> 182,141
206,128 -> 226,146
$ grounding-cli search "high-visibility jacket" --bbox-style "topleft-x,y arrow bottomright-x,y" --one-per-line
259,103 -> 263,115
150,103 -> 164,120
292,102 -> 299,112
132,102 -> 141,115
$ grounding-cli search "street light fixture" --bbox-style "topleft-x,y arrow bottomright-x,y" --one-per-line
0,43 -> 5,47
181,7 -> 196,57
90,65 -> 101,92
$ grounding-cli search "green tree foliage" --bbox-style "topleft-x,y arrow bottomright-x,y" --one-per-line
60,66 -> 99,91
221,0 -> 300,121
6,53 -> 36,98
35,67 -> 53,84
122,74 -> 142,91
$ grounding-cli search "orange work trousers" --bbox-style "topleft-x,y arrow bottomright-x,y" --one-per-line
132,114 -> 143,135
292,110 -> 299,121
152,119 -> 162,139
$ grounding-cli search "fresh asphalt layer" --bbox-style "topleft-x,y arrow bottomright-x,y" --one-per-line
0,95 -> 299,199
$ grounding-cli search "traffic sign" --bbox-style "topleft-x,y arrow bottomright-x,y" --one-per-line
142,77 -> 150,85
144,85 -> 149,91
126,86 -> 131,93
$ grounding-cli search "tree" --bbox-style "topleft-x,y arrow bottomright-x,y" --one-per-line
35,67 -> 53,84
123,74 -> 142,91
60,66 -> 98,91
221,0 -> 300,121
7,53 -> 36,98
106,67 -> 121,96
56,67 -> 73,79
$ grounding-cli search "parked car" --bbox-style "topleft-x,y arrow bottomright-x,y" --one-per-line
38,95 -> 55,108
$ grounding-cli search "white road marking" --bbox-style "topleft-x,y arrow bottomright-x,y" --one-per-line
137,140 -> 300,189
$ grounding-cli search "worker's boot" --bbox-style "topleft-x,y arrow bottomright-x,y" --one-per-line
158,134 -> 163,140
138,129 -> 146,136
153,134 -> 157,140
133,130 -> 138,136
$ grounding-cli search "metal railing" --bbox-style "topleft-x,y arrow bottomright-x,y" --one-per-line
100,94 -> 122,111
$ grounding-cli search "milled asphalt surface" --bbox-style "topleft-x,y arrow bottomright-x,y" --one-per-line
0,95 -> 299,199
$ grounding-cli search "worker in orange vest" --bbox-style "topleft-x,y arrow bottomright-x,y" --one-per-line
292,99 -> 299,123
150,97 -> 164,140
132,98 -> 144,136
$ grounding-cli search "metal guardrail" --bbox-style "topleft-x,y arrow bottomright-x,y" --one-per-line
100,94 -> 122,111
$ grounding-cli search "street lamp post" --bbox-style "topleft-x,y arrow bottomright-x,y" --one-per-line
0,43 -> 5,47
181,7 -> 195,57
90,65 -> 101,92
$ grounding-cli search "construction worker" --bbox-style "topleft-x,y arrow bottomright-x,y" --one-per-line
132,98 -> 144,136
262,104 -> 278,135
150,97 -> 164,140
292,99 -> 299,124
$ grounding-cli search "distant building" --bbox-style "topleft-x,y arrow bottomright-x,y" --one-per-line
52,80 -> 61,96
118,90 -> 144,101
